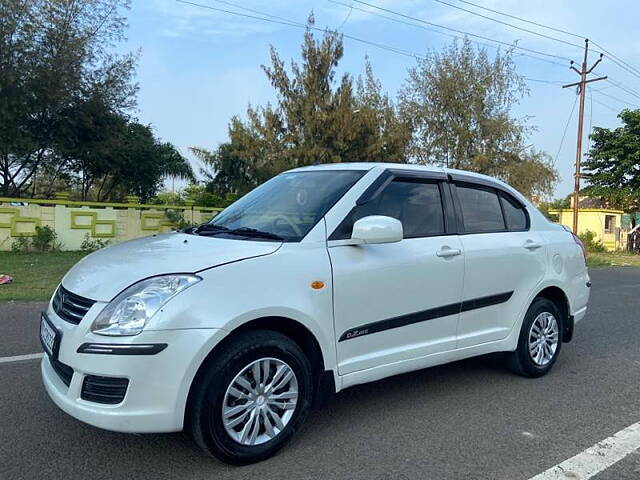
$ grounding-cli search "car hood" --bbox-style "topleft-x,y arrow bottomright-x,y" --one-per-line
61,233 -> 282,301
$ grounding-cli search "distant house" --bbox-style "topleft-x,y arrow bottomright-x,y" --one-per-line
548,207 -> 624,251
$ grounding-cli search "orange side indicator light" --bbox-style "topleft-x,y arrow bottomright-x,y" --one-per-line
311,281 -> 325,290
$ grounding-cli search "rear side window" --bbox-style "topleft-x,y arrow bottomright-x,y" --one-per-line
331,179 -> 445,239
456,184 -> 505,233
500,193 -> 528,231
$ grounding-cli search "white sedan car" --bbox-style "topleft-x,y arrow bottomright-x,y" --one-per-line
40,163 -> 590,464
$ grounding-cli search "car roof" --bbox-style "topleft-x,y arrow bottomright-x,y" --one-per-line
289,162 -> 501,183
289,162 -> 445,173
288,162 -> 526,202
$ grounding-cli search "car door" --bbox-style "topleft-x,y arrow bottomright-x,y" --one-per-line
327,172 -> 465,375
451,179 -> 547,348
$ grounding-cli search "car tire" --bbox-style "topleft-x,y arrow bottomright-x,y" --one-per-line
507,297 -> 563,378
188,329 -> 313,465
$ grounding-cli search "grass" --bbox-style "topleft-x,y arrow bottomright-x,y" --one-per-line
0,251 -> 89,302
587,251 -> 640,268
0,248 -> 637,302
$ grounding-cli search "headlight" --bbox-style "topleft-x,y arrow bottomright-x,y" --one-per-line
92,275 -> 201,336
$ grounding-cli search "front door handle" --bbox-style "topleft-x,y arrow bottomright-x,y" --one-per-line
436,247 -> 462,258
523,240 -> 543,250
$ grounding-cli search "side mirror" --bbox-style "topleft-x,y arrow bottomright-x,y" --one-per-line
351,215 -> 403,245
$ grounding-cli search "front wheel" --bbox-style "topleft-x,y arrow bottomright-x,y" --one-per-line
188,330 -> 313,465
507,297 -> 563,378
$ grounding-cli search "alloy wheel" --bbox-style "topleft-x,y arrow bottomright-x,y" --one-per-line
221,357 -> 299,446
528,312 -> 559,366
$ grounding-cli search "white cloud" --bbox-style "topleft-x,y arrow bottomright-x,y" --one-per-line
143,0 -> 286,39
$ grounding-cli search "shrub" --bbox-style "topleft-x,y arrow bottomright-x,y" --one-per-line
148,192 -> 184,206
164,209 -> 193,230
32,225 -> 60,251
11,236 -> 31,253
80,233 -> 111,252
579,230 -> 607,253
11,226 -> 62,252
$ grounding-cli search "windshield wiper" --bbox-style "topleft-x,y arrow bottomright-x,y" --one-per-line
188,223 -> 229,235
226,227 -> 283,241
191,224 -> 283,241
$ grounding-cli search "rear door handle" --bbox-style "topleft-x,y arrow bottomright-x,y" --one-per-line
436,247 -> 462,258
523,240 -> 543,250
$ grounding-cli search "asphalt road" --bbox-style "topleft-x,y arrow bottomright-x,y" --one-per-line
1,268 -> 639,480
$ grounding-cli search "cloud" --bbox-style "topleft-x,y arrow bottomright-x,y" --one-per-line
143,0 -> 287,39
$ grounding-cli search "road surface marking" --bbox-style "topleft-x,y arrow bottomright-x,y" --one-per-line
529,421 -> 640,479
0,353 -> 44,364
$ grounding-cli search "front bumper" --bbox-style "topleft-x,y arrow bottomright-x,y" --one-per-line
41,305 -> 225,433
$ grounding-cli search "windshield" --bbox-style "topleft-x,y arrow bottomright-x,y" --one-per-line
203,170 -> 365,242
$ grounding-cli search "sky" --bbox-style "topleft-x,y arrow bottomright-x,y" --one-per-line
122,0 -> 640,198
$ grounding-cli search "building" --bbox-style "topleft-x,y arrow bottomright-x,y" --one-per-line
548,208 -> 625,251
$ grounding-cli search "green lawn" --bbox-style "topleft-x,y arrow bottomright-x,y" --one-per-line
587,251 -> 640,268
0,248 -> 637,302
0,251 -> 89,302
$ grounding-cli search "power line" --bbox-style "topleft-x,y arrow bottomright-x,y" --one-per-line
176,0 -> 632,118
592,89 -> 639,108
591,97 -> 619,113
436,0 -> 640,80
330,0 -> 463,42
349,0 -> 572,64
177,0 -> 570,69
524,78 -> 565,85
338,4 -> 353,30
523,76 -> 632,111
329,0 -> 567,67
554,94 -> 578,166
196,0 -> 302,26
443,0 -> 584,40
176,0 -> 300,27
524,77 -> 625,114
176,0 -> 426,60
430,0 -> 590,53
589,40 -> 640,78
357,0 -> 640,83
594,50 -> 640,80
604,79 -> 640,101
586,88 -> 594,154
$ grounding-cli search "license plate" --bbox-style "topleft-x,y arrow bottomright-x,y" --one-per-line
40,314 -> 57,357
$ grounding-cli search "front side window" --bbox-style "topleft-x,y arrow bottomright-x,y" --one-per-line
456,184 -> 506,233
331,179 -> 446,239
203,170 -> 364,242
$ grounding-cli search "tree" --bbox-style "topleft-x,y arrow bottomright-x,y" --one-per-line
102,123 -> 193,203
158,141 -> 196,194
193,15 -> 411,196
582,109 -> 640,211
399,38 -> 557,199
52,93 -> 130,199
538,195 -> 571,221
260,17 -> 410,166
0,0 -> 137,196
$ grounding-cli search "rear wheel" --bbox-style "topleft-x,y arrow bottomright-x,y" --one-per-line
188,330 -> 313,465
507,297 -> 563,377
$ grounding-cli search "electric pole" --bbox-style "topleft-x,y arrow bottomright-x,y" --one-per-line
562,39 -> 607,234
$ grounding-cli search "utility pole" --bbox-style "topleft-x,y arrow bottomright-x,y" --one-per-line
563,39 -> 607,234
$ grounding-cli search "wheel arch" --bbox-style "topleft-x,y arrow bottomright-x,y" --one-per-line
184,316 -> 334,428
534,285 -> 573,342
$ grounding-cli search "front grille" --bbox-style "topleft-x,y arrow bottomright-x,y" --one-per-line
51,358 -> 74,387
52,285 -> 95,325
81,375 -> 129,405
